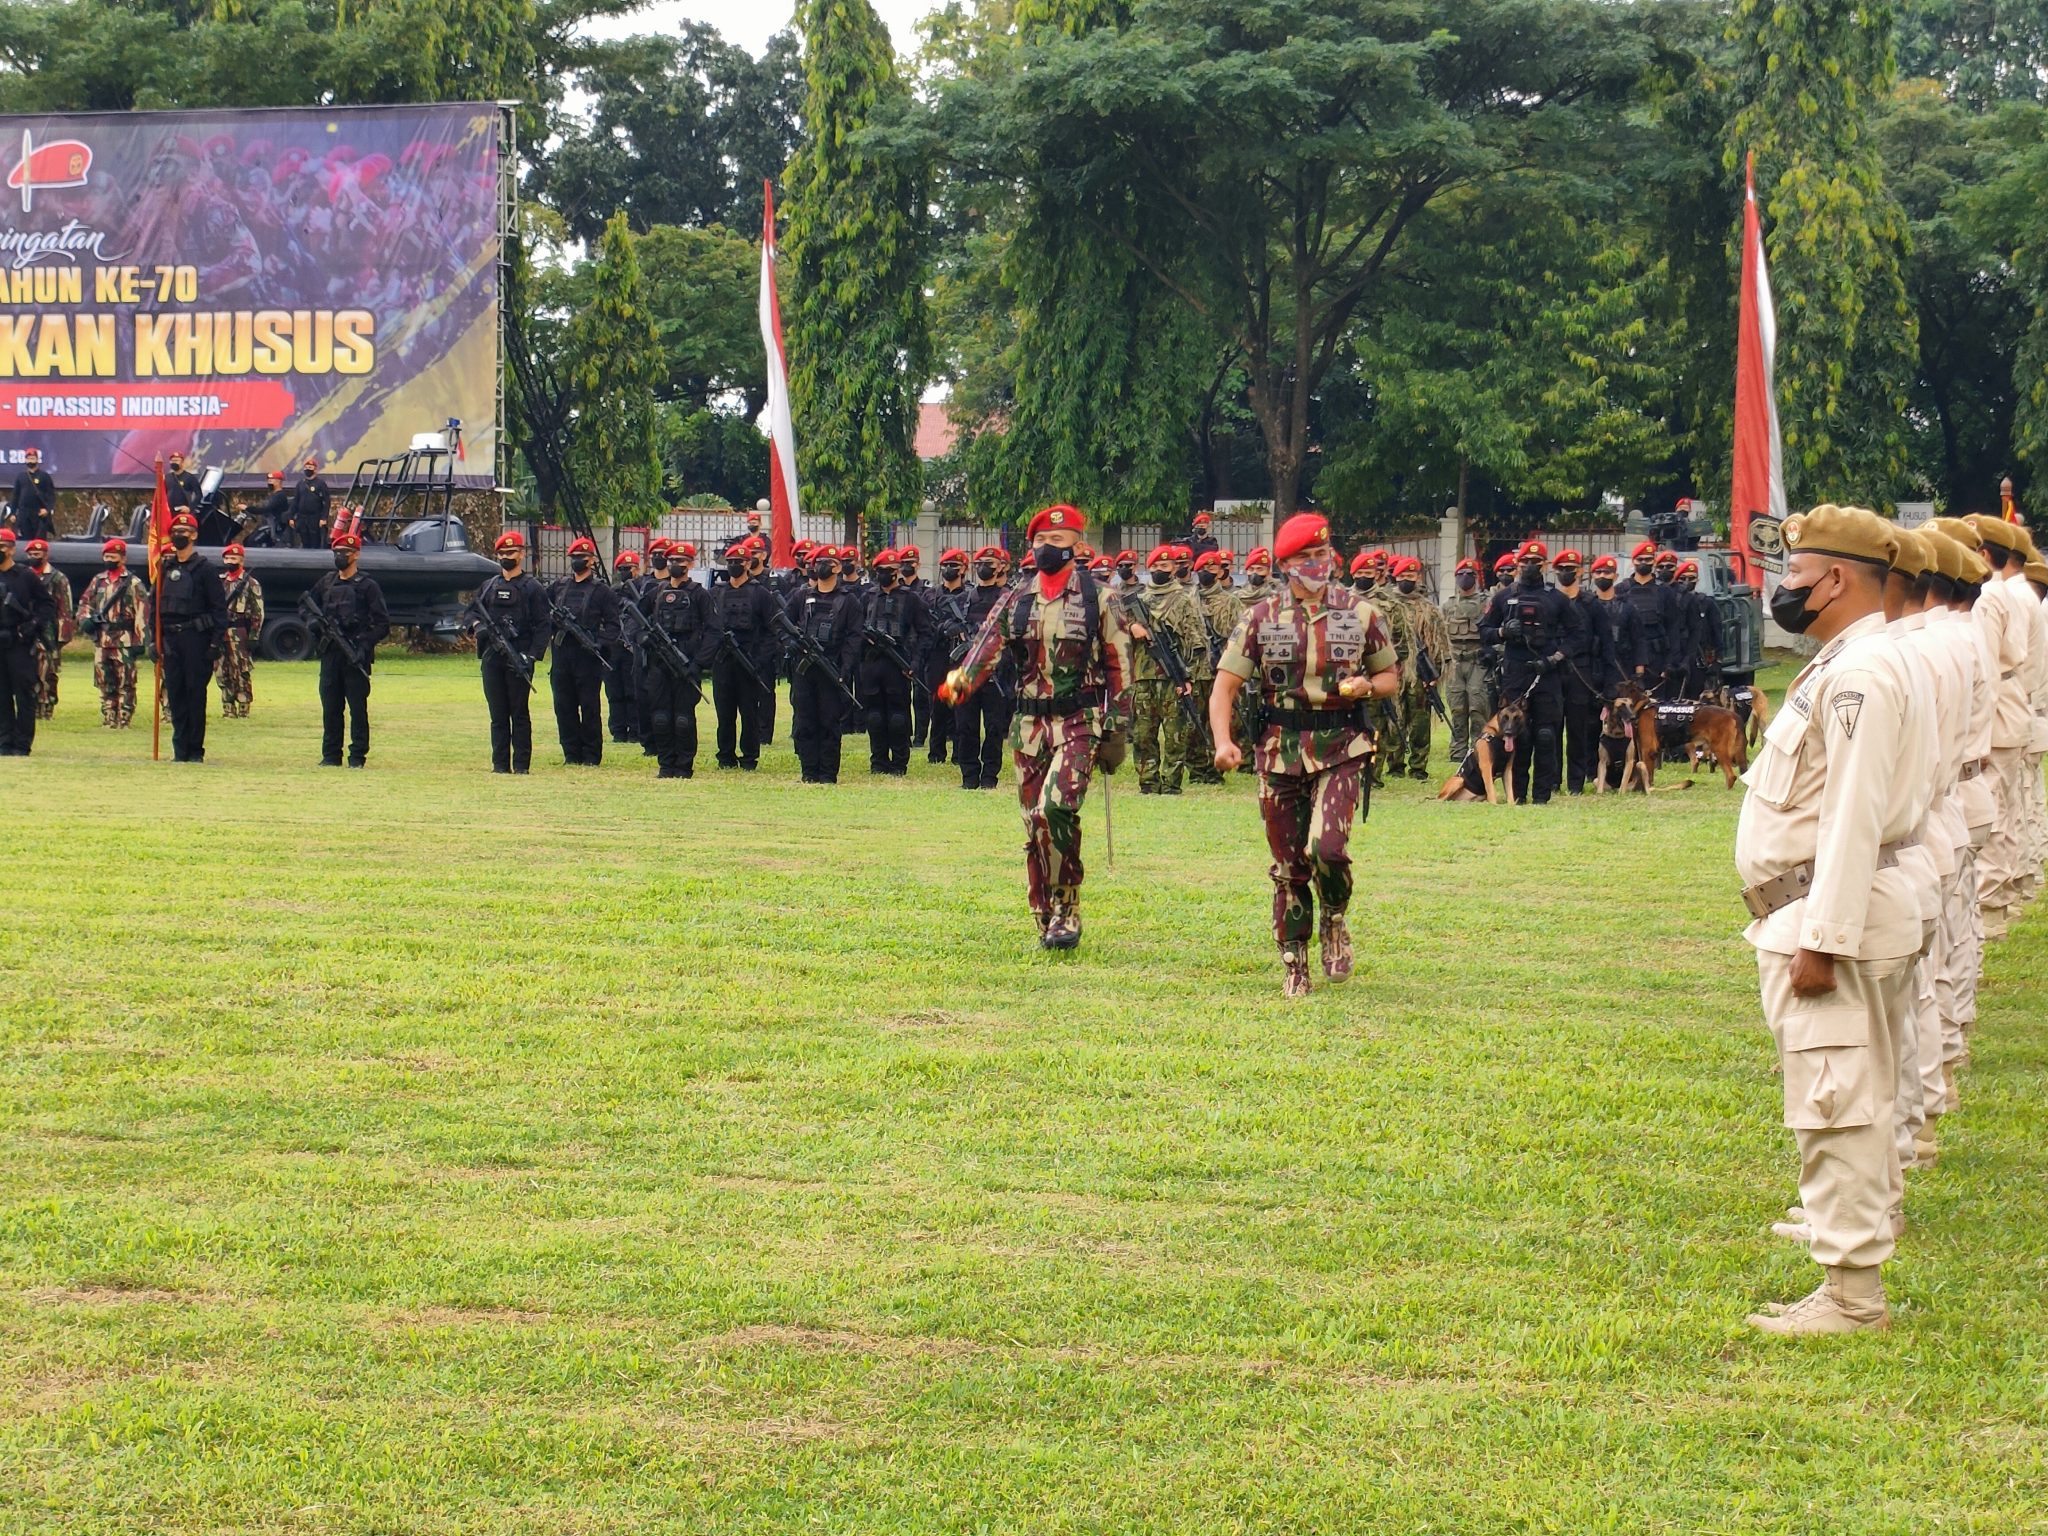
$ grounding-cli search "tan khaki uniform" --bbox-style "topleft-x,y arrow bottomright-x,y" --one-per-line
1973,573 -> 2035,929
1735,611 -> 1933,1270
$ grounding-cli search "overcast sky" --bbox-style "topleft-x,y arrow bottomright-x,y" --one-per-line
584,0 -> 935,58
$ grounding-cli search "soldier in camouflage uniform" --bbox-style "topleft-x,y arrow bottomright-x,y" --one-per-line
1121,544 -> 1210,794
1188,550 -> 1241,784
215,543 -> 264,717
1386,555 -> 1448,780
1439,557 -> 1491,765
1350,550 -> 1408,784
22,538 -> 72,719
74,539 -> 147,728
1211,514 -> 1399,997
941,503 -> 1132,951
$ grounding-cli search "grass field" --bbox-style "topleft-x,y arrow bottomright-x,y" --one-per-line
4,649 -> 2046,1534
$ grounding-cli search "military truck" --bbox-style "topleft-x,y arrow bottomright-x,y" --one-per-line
43,426 -> 498,661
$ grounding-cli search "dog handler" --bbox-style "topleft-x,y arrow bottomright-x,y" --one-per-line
1209,513 -> 1399,998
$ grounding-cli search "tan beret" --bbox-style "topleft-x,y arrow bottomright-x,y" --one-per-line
2026,556 -> 2048,586
1782,504 -> 1899,568
1969,513 -> 2026,552
1887,526 -> 1932,578
1918,526 -> 1966,583
1928,515 -> 1982,548
1957,544 -> 1991,585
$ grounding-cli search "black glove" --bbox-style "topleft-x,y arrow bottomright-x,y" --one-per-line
1529,656 -> 1551,675
78,614 -> 101,638
1502,619 -> 1525,643
355,643 -> 375,670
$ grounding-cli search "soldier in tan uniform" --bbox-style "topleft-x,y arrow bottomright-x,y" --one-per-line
1947,515 -> 2036,938
1736,505 -> 1933,1335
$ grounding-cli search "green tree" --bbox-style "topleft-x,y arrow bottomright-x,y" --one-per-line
635,224 -> 766,414
1729,0 -> 1920,506
1897,0 -> 2048,108
782,0 -> 931,535
564,213 -> 665,528
1965,102 -> 2048,511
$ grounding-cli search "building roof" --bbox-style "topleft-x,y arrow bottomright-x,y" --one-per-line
914,401 -> 959,462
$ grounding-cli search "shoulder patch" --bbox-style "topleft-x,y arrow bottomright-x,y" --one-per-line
1831,690 -> 1865,739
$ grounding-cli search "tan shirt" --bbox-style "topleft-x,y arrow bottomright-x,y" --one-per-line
1889,612 -> 1957,894
2013,571 -> 2048,749
1975,575 -> 2033,748
1922,607 -> 1990,843
1735,611 -> 1933,959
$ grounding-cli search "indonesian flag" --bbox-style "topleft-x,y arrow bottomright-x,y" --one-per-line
760,180 -> 800,569
1730,151 -> 1786,588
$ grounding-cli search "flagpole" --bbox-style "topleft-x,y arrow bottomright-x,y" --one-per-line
148,454 -> 168,761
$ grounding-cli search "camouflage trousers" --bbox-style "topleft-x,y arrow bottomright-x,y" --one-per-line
1365,693 -> 1405,783
1185,680 -> 1223,784
1015,731 -> 1096,925
1397,677 -> 1433,779
216,627 -> 255,717
33,643 -> 59,719
92,646 -> 138,728
1130,680 -> 1188,794
1444,654 -> 1489,765
1260,759 -> 1363,947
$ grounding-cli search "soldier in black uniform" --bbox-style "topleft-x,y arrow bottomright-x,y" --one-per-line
1587,554 -> 1642,682
1617,539 -> 1683,694
469,530 -> 552,773
546,535 -> 621,767
924,547 -> 972,765
250,469 -> 292,545
954,545 -> 1016,790
1479,538 -> 1572,804
166,452 -> 204,515
0,527 -> 58,754
302,530 -> 391,767
644,541 -> 710,778
1549,548 -> 1619,795
704,536 -> 779,770
784,544 -> 864,783
629,539 -> 673,752
1673,558 -> 1720,696
1179,511 -> 1220,559
6,448 -> 57,541
149,509 -> 229,762
860,549 -> 931,775
289,457 -> 331,549
605,548 -> 642,743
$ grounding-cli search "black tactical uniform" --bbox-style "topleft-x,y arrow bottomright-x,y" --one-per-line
784,581 -> 863,783
149,539 -> 229,762
1677,579 -> 1720,696
1479,571 -> 1571,803
8,462 -> 56,541
0,548 -> 58,754
924,578 -> 973,764
625,563 -> 666,751
302,565 -> 391,766
953,576 -> 1016,789
1556,585 -> 1619,794
704,569 -> 779,769
604,562 -> 641,743
471,570 -> 551,772
289,468 -> 331,549
251,483 -> 292,544
167,464 -> 204,515
546,569 -> 621,766
860,571 -> 931,775
1617,570 -> 1682,693
1591,588 -> 1642,684
643,572 -> 709,778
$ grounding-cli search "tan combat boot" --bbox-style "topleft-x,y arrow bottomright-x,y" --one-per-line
1747,1265 -> 1890,1335
1319,912 -> 1353,983
1281,945 -> 1313,998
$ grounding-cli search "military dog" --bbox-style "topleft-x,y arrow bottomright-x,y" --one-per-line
1438,696 -> 1530,803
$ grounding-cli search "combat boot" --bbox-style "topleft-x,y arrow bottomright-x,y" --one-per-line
1319,913 -> 1353,983
1747,1265 -> 1889,1335
1042,889 -> 1081,951
1281,945 -> 1312,998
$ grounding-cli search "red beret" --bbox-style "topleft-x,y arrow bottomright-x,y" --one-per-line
1114,548 -> 1138,564
567,535 -> 597,556
494,530 -> 526,552
1088,555 -> 1111,572
674,542 -> 697,560
1273,513 -> 1332,564
1026,503 -> 1085,539
303,456 -> 320,469
24,537 -> 47,555
1631,540 -> 1659,560
1393,555 -> 1422,577
1244,546 -> 1270,567
1348,549 -> 1376,576
1455,558 -> 1480,575
169,510 -> 199,532
1215,548 -> 1235,563
614,549 -> 641,568
1676,558 -> 1699,576
1494,552 -> 1518,573
1518,539 -> 1549,562
102,538 -> 127,557
899,545 -> 921,560
1193,550 -> 1227,570
973,544 -> 1005,562
648,536 -> 672,554
1146,544 -> 1175,568
1193,511 -> 1212,526
1552,547 -> 1583,567
221,542 -> 245,558
0,528 -> 15,545
941,547 -> 969,564
331,531 -> 362,552
1590,553 -> 1619,573
267,470 -> 285,482
872,549 -> 901,567
1654,548 -> 1679,564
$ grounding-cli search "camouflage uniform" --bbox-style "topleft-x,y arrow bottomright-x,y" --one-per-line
217,569 -> 265,717
1396,589 -> 1449,779
1364,589 -> 1413,782
1438,586 -> 1491,765
952,567 -> 1132,939
1188,580 -> 1242,784
1122,577 -> 1210,794
28,558 -> 72,719
75,567 -> 147,728
1218,586 -> 1396,962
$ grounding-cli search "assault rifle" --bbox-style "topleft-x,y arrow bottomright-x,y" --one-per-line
547,591 -> 614,673
863,623 -> 932,702
1414,645 -> 1450,727
937,587 -> 974,663
713,628 -> 773,697
620,595 -> 702,703
1120,592 -> 1212,749
465,590 -> 534,691
773,607 -> 861,711
300,589 -> 371,679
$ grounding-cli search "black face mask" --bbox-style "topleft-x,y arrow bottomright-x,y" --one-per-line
667,561 -> 689,578
974,561 -> 997,582
1654,568 -> 1673,584
1356,577 -> 1375,593
498,556 -> 520,572
1519,567 -> 1544,587
1593,576 -> 1615,591
1455,572 -> 1475,591
333,551 -> 352,570
1034,543 -> 1074,575
878,569 -> 898,587
1554,570 -> 1578,587
1197,571 -> 1217,589
1634,561 -> 1653,578
1247,572 -> 1267,587
1149,569 -> 1171,585
104,559 -> 122,571
814,563 -> 839,582
171,531 -> 194,549
1769,575 -> 1828,634
1396,579 -> 1417,594
726,559 -> 745,578
940,565 -> 964,584
569,556 -> 591,574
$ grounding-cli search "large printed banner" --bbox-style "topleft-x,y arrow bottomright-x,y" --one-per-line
0,103 -> 500,488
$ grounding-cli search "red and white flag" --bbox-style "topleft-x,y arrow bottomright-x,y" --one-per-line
1730,150 -> 1785,588
760,180 -> 801,569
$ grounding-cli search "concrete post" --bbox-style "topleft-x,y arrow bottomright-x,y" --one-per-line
915,499 -> 941,571
1437,510 -> 1462,593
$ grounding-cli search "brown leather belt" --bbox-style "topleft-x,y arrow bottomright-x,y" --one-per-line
1742,840 -> 1915,920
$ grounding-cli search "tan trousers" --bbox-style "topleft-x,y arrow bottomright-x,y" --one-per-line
1758,948 -> 1914,1269
2022,752 -> 2045,902
1977,747 -> 2026,916
1936,851 -> 1979,1062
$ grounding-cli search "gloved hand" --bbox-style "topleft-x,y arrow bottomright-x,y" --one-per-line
1094,730 -> 1128,775
1502,619 -> 1525,643
78,614 -> 101,638
1529,655 -> 1551,675
129,643 -> 147,663
356,643 -> 375,670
